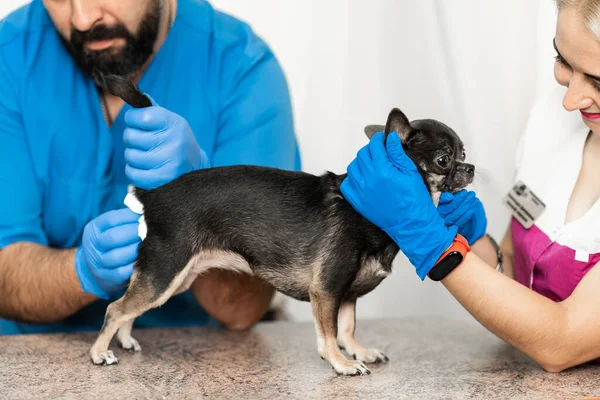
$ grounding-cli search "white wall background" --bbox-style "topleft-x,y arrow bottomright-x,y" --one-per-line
1,1 -> 560,323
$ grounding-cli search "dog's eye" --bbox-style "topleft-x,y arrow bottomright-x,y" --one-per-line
437,156 -> 450,168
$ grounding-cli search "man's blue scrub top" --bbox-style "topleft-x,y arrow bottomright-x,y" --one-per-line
0,0 -> 301,334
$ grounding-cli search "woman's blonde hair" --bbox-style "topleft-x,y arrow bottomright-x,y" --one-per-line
556,0 -> 600,40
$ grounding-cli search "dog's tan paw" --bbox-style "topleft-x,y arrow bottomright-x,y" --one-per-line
119,336 -> 141,352
331,359 -> 371,376
316,337 -> 326,359
90,349 -> 119,366
353,348 -> 389,364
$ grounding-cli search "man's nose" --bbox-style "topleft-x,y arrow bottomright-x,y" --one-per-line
71,0 -> 103,33
563,74 -> 594,112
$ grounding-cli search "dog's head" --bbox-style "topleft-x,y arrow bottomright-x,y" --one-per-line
365,108 -> 474,202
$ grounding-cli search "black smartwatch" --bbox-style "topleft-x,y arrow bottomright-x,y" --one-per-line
428,234 -> 471,281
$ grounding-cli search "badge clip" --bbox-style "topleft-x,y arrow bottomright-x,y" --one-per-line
503,181 -> 546,229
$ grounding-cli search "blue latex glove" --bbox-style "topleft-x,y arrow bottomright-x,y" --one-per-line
123,97 -> 210,190
74,208 -> 141,299
340,131 -> 458,280
438,190 -> 487,245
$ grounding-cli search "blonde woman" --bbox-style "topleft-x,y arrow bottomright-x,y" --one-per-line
342,0 -> 600,372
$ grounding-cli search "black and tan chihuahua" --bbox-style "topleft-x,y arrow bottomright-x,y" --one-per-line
89,75 -> 475,376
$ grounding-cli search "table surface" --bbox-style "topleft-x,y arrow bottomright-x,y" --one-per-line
0,317 -> 598,400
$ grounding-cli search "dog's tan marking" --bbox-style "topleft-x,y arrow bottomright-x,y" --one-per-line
116,319 -> 141,352
190,250 -> 253,274
350,258 -> 389,293
427,173 -> 446,206
309,285 -> 370,376
431,192 -> 441,207
90,250 -> 254,365
175,250 -> 254,295
337,300 -> 388,364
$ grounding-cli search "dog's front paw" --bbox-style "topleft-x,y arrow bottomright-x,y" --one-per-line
331,359 -> 371,376
119,336 -> 141,352
353,348 -> 389,364
90,349 -> 119,366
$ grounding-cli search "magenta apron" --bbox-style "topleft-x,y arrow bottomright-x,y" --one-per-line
512,220 -> 600,301
510,86 -> 600,361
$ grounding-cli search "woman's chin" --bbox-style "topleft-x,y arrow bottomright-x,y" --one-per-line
582,118 -> 600,135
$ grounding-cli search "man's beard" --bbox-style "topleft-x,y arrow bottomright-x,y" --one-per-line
59,0 -> 162,86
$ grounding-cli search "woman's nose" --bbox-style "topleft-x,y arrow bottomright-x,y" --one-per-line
562,76 -> 594,111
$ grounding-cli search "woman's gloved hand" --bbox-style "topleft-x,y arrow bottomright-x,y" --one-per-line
437,191 -> 487,245
123,97 -> 210,190
75,208 -> 141,299
340,131 -> 457,280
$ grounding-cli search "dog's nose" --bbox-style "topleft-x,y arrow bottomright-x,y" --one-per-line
457,163 -> 475,175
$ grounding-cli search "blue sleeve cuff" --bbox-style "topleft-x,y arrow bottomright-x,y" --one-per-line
0,230 -> 48,250
386,225 -> 458,281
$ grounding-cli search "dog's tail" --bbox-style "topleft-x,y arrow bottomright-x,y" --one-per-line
98,74 -> 153,199
97,74 -> 152,108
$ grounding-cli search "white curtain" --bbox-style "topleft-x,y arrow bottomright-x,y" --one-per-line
1,0 -> 560,322
208,0 -> 560,322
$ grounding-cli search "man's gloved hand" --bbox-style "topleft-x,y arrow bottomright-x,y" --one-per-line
75,208 -> 141,299
123,97 -> 210,190
437,191 -> 487,245
340,131 -> 458,280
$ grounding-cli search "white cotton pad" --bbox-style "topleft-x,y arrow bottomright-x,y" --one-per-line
124,191 -> 144,214
123,185 -> 147,240
137,214 -> 147,240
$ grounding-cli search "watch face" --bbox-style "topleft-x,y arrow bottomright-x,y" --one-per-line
429,252 -> 464,281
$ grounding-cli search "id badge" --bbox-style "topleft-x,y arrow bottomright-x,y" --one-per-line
503,181 -> 546,229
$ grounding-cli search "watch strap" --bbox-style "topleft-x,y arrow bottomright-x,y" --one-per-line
435,234 -> 470,265
428,234 -> 471,281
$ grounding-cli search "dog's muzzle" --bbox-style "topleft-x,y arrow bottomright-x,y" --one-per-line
447,162 -> 475,191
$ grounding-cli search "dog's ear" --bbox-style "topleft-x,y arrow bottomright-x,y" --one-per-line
384,108 -> 411,144
364,125 -> 385,139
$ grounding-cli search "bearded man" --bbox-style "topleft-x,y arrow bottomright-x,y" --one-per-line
0,0 -> 300,334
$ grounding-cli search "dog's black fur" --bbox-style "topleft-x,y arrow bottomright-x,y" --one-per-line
89,75 -> 474,376
96,74 -> 153,108
134,167 -> 399,301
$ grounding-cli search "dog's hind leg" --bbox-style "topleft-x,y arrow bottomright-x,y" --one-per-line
337,299 -> 388,364
309,285 -> 370,376
89,271 -> 157,365
116,318 -> 141,352
90,255 -> 193,365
